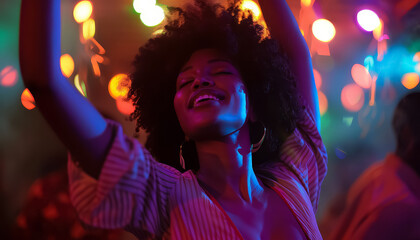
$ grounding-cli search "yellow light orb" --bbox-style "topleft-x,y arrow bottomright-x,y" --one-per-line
140,5 -> 165,27
240,0 -> 261,19
401,73 -> 419,90
133,0 -> 156,14
373,19 -> 383,40
312,19 -> 336,42
73,1 -> 93,23
108,74 -> 131,99
60,54 -> 75,78
21,88 -> 36,110
82,18 -> 96,40
301,0 -> 314,7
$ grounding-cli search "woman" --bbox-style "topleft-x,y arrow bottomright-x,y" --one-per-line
19,0 -> 327,239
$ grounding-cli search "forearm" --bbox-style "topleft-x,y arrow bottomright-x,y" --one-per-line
258,0 -> 310,61
258,0 -> 320,129
19,0 -> 109,178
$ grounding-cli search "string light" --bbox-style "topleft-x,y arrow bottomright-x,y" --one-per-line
73,1 -> 93,23
0,66 -> 18,87
312,19 -> 336,42
357,9 -> 380,32
60,54 -> 75,78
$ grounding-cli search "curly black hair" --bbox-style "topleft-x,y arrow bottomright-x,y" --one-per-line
128,0 -> 302,171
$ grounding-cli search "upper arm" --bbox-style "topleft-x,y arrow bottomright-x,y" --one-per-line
258,0 -> 320,130
68,120 -> 180,236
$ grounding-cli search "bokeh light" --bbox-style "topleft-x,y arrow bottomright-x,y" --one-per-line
373,19 -> 383,40
0,66 -> 18,87
401,73 -> 419,89
413,52 -> 420,62
21,88 -> 36,110
73,1 -> 93,23
82,18 -> 95,40
318,91 -> 328,116
140,5 -> 165,27
74,74 -> 87,97
364,55 -> 374,72
133,0 -> 156,14
415,63 -> 420,74
341,83 -> 365,112
116,98 -> 135,115
335,147 -> 347,159
108,74 -> 131,99
351,64 -> 372,89
60,54 -> 75,78
312,19 -> 336,42
357,9 -> 380,32
301,0 -> 315,8
240,0 -> 261,19
313,68 -> 322,89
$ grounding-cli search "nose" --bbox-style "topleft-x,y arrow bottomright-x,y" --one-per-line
191,75 -> 214,90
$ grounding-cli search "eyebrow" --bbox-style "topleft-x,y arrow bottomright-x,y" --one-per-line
179,58 -> 232,73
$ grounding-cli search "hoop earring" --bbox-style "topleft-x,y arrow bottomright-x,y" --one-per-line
251,126 -> 266,153
179,143 -> 186,170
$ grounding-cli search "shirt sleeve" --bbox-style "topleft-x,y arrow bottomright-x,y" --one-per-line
68,119 -> 181,237
279,107 -> 328,212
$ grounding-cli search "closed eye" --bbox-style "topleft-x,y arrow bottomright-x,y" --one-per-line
178,78 -> 194,89
213,71 -> 233,75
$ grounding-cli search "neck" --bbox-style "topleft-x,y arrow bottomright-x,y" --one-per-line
195,124 -> 264,203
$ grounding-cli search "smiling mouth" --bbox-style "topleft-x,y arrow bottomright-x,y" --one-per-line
189,90 -> 226,108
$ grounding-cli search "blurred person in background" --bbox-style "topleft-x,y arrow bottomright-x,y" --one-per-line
329,92 -> 420,240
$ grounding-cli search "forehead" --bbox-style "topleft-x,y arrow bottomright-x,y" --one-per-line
181,49 -> 232,71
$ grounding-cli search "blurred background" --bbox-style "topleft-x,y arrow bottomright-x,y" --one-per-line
0,0 -> 419,238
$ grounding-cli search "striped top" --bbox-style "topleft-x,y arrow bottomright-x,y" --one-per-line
68,108 -> 327,239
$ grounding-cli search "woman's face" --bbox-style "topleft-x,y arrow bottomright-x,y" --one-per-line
174,49 -> 249,141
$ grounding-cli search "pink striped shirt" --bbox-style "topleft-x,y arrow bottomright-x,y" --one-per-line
68,108 -> 327,239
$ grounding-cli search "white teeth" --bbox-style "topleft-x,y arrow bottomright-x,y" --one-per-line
194,94 -> 219,106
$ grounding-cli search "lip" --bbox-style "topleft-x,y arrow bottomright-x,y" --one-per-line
188,88 -> 226,109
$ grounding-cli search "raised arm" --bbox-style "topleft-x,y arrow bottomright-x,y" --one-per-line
19,0 -> 111,178
258,0 -> 320,130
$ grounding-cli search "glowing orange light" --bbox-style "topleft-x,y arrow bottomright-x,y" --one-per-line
108,74 -> 131,99
401,73 -> 420,89
313,68 -> 322,89
318,91 -> 328,116
82,18 -> 95,40
60,54 -> 75,78
373,19 -> 383,40
116,98 -> 135,115
301,0 -> 315,7
351,64 -> 372,89
74,1 -> 93,23
91,56 -> 101,77
21,88 -> 36,110
0,66 -> 18,87
341,84 -> 365,112
413,52 -> 420,62
312,19 -> 336,43
240,0 -> 261,19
